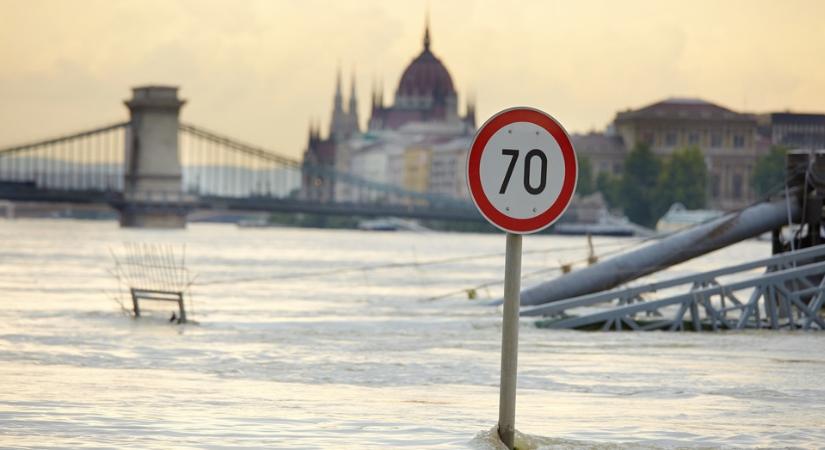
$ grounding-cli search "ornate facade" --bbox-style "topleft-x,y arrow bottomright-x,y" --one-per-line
302,20 -> 476,202
368,24 -> 475,132
613,98 -> 764,210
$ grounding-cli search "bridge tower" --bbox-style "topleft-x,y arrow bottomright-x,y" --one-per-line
119,86 -> 190,228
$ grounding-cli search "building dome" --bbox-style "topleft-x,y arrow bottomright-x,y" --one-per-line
367,20 -> 469,131
395,25 -> 456,101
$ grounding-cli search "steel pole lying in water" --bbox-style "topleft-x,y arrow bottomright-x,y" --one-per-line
519,196 -> 802,307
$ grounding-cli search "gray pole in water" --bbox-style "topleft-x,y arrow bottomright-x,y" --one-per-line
499,233 -> 522,449
519,196 -> 801,307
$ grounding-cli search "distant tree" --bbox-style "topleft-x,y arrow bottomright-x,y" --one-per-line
619,144 -> 661,227
576,156 -> 595,196
752,146 -> 787,196
596,171 -> 622,209
656,146 -> 708,213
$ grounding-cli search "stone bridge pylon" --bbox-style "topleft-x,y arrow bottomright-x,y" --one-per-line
119,86 -> 193,228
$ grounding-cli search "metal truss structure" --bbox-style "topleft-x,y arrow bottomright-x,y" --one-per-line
522,244 -> 825,331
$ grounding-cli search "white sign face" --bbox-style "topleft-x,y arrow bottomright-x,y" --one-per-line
467,107 -> 577,234
479,121 -> 566,219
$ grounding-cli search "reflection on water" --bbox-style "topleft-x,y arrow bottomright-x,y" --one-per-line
0,219 -> 823,449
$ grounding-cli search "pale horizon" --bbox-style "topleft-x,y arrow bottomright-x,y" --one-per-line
2,0 -> 824,158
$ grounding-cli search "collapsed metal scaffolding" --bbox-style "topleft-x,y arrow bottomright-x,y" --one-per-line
523,244 -> 825,331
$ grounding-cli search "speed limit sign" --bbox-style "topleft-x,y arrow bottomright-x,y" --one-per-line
467,107 -> 577,449
467,107 -> 577,234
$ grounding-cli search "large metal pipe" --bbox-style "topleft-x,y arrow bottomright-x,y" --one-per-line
519,196 -> 801,307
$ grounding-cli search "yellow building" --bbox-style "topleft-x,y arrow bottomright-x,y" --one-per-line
402,146 -> 432,193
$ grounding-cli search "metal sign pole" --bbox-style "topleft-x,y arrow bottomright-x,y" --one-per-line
467,107 -> 577,449
498,232 -> 522,449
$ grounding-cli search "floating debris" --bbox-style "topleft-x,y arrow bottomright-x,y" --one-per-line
109,243 -> 195,323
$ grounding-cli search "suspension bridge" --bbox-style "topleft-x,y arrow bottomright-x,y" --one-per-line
0,85 -> 479,227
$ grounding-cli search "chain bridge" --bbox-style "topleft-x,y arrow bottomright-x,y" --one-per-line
0,86 -> 479,227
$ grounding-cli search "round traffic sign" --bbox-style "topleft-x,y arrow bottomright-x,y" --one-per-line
467,107 -> 577,234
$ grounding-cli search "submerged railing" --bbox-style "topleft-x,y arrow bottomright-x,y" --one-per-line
523,244 -> 825,331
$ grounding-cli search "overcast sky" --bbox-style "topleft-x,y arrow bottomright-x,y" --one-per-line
2,0 -> 824,158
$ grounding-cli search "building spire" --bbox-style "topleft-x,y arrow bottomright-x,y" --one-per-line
349,69 -> 357,113
333,65 -> 343,112
423,12 -> 431,51
349,69 -> 360,133
465,92 -> 476,129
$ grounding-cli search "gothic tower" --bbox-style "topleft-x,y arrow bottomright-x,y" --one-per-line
329,68 -> 348,141
329,68 -> 360,141
347,72 -> 360,135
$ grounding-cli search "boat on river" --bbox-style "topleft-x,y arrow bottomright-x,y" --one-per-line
655,203 -> 724,233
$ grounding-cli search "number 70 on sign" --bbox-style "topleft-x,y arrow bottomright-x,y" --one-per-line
498,148 -> 548,195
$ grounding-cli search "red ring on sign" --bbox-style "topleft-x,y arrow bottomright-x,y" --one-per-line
467,107 -> 578,234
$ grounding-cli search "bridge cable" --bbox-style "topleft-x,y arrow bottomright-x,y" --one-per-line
419,237 -> 647,302
195,237 -> 646,286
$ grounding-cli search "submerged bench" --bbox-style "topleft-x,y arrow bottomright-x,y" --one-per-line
130,288 -> 187,323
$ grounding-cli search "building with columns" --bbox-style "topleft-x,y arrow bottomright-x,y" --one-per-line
759,112 -> 825,150
612,98 -> 764,210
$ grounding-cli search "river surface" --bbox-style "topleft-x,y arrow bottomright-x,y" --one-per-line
0,219 -> 823,449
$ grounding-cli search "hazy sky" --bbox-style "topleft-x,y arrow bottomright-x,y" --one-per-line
2,0 -> 825,158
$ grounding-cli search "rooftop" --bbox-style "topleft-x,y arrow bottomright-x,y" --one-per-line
616,97 -> 752,122
571,132 -> 626,154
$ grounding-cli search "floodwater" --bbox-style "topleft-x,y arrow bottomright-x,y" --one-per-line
0,219 -> 823,449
